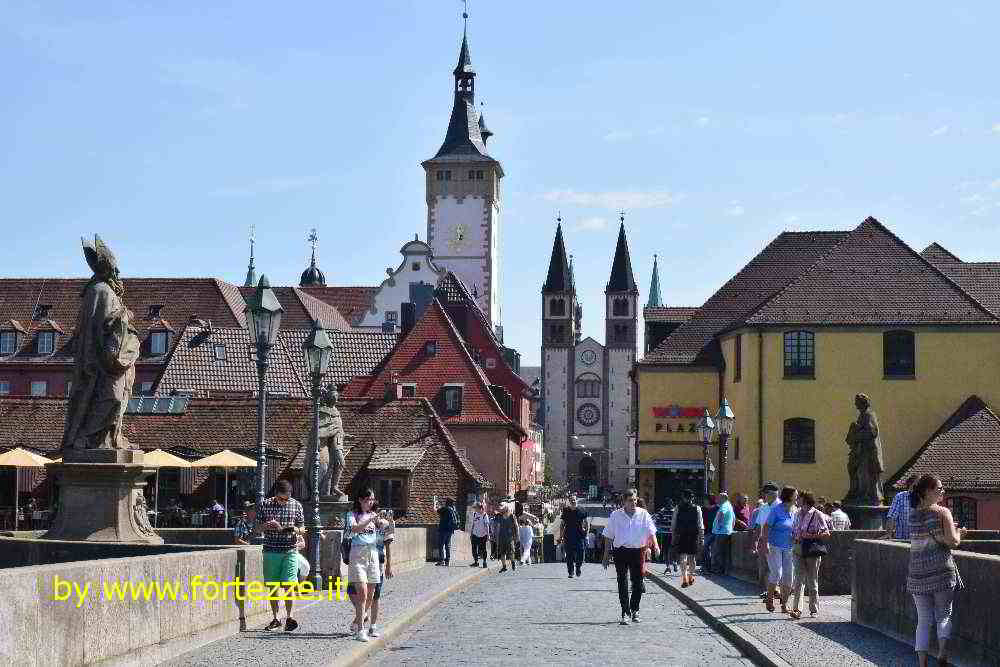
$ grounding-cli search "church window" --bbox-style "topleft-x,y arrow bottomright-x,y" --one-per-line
436,171 -> 444,181
883,330 -> 915,377
550,298 -> 565,316
468,170 -> 476,179
445,170 -> 452,181
783,331 -> 814,378
476,170 -> 484,180
575,373 -> 600,398
36,331 -> 55,355
613,298 -> 629,317
783,418 -> 815,463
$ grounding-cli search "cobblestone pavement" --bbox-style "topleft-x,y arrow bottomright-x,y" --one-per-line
161,565 -> 478,667
656,569 -> 917,666
369,561 -> 754,666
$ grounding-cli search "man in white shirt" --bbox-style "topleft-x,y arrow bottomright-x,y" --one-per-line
469,501 -> 491,569
752,482 -> 779,599
828,501 -> 852,531
602,488 -> 660,625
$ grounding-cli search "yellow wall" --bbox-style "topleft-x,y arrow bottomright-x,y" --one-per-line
638,327 -> 1000,503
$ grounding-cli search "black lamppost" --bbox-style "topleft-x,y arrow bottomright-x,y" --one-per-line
715,399 -> 735,493
697,409 -> 716,500
244,275 -> 283,510
303,318 -> 333,589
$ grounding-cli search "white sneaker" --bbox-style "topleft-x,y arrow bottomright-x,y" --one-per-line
350,621 -> 359,633
368,624 -> 380,637
355,628 -> 370,642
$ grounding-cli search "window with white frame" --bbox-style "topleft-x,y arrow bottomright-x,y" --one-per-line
150,331 -> 168,356
0,331 -> 16,355
0,380 -> 10,395
442,385 -> 463,415
36,332 -> 55,355
30,380 -> 48,397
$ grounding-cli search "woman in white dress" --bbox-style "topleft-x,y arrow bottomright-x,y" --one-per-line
518,516 -> 535,565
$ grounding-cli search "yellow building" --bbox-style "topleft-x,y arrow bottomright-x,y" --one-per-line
632,217 -> 1000,507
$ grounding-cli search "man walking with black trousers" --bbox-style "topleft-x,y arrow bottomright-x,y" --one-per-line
559,495 -> 589,578
602,488 -> 659,625
469,501 -> 490,568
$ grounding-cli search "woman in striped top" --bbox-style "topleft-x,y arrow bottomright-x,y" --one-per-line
907,474 -> 967,667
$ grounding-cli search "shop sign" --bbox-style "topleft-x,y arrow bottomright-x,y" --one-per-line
651,404 -> 707,418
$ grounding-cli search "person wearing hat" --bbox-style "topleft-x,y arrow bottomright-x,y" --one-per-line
233,501 -> 257,545
469,500 -> 491,568
752,482 -> 780,600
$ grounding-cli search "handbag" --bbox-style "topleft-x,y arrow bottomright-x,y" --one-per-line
801,510 -> 828,558
341,512 -> 353,565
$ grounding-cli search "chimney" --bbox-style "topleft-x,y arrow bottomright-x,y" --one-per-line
400,302 -> 416,337
384,370 -> 402,401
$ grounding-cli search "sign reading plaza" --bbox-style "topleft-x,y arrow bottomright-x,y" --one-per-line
51,574 -> 348,608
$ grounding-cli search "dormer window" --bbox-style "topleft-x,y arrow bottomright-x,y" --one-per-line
36,331 -> 55,355
442,384 -> 463,415
33,304 -> 51,320
0,331 -> 16,356
150,331 -> 168,356
213,344 -> 227,361
147,304 -> 164,319
425,341 -> 437,357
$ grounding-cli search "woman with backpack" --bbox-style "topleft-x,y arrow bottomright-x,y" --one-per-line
670,489 -> 704,587
789,490 -> 830,619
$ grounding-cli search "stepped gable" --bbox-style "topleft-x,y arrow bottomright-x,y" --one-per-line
745,217 -> 997,326
642,230 -> 849,365
891,395 -> 1000,492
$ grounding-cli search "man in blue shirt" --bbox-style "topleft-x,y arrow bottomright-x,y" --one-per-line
885,474 -> 917,540
711,492 -> 735,575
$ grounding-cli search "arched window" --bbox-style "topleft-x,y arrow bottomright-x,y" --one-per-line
613,298 -> 629,317
884,330 -> 915,377
550,298 -> 566,316
783,331 -> 815,378
575,373 -> 601,398
783,418 -> 815,463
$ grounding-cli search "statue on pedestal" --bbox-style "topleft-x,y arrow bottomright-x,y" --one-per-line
62,235 -> 140,450
844,393 -> 886,506
316,384 -> 352,500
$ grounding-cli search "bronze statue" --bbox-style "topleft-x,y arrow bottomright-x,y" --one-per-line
844,393 -> 886,506
62,236 -> 140,450
317,384 -> 351,500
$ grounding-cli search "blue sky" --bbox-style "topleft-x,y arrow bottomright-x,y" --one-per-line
2,2 -> 998,364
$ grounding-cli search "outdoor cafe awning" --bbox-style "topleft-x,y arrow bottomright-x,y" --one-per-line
617,459 -> 715,472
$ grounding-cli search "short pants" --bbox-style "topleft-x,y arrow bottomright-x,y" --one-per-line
263,550 -> 298,583
346,582 -> 383,599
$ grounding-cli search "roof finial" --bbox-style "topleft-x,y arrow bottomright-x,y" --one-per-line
463,0 -> 469,27
308,228 -> 319,267
244,223 -> 256,287
556,210 -> 562,224
619,210 -> 626,224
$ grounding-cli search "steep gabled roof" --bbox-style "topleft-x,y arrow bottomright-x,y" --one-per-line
606,222 -> 638,293
744,218 -> 996,326
920,242 -> 962,264
642,231 -> 849,364
299,286 -> 378,326
238,286 -> 350,331
281,328 -> 397,387
543,223 -> 573,293
891,395 -> 1000,492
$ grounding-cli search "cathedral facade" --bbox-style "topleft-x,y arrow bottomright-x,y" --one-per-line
541,220 -> 638,493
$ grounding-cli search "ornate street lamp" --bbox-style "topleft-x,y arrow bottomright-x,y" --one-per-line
715,399 -> 735,493
303,318 -> 333,589
244,275 -> 283,509
697,409 -> 716,499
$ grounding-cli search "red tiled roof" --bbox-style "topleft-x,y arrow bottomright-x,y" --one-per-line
641,230 -> 849,364
342,299 -> 518,431
298,286 -> 378,326
923,260 -> 1000,319
745,218 -> 996,326
238,286 -> 351,331
155,325 -> 308,397
642,307 -> 699,323
891,395 -> 1000,492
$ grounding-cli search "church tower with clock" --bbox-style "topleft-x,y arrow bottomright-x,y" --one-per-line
541,216 -> 638,492
423,19 -> 504,331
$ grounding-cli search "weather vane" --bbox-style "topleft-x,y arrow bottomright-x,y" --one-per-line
308,228 -> 319,250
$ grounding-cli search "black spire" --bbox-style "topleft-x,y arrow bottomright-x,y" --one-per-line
478,110 -> 492,143
543,219 -> 573,293
454,25 -> 474,78
606,215 -> 638,293
299,228 -> 326,287
243,223 -> 256,288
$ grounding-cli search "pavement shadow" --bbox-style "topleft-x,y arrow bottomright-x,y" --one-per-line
252,632 -> 353,640
530,621 -> 621,627
795,621 -> 916,664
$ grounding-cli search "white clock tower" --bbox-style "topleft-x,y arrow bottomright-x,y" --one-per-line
422,21 -> 504,331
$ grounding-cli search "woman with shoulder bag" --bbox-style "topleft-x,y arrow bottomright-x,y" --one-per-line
908,474 -> 967,667
789,490 -> 830,619
344,488 -> 389,643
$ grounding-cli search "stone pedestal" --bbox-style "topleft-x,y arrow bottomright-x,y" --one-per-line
42,449 -> 164,544
844,504 -> 889,531
317,498 -> 352,528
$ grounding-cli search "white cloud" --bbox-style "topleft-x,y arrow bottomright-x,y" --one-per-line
603,129 -> 634,142
573,216 -> 608,231
542,189 -> 680,210
992,123 -> 1000,135
696,116 -> 710,127
990,179 -> 1000,190
930,125 -> 950,137
725,202 -> 745,217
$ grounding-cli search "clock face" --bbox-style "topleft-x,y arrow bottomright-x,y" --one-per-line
448,225 -> 468,253
576,403 -> 601,427
580,349 -> 597,366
